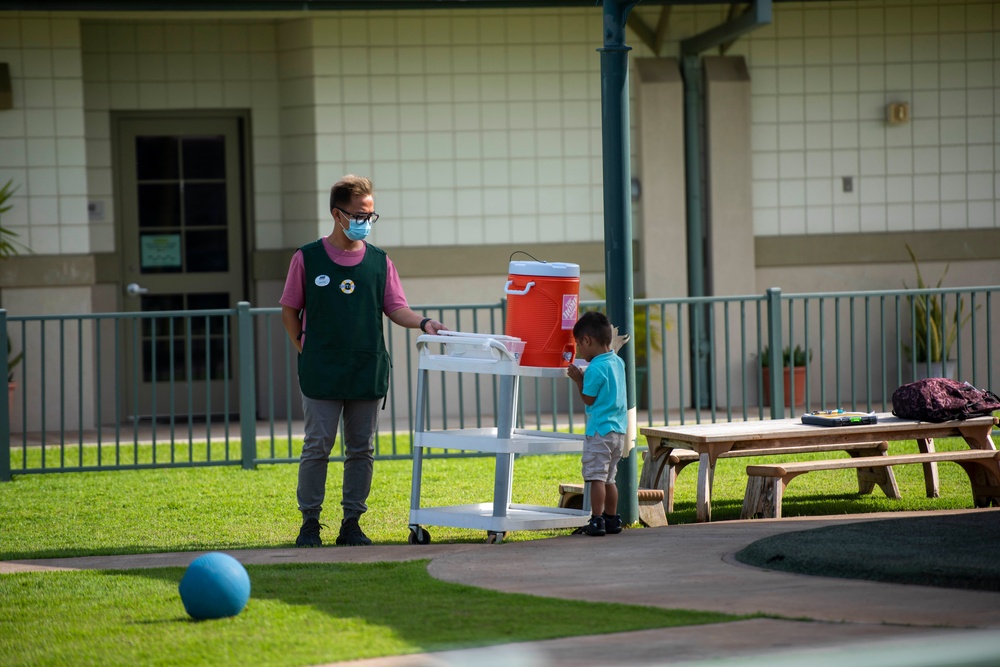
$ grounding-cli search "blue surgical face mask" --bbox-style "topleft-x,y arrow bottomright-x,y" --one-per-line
342,218 -> 372,242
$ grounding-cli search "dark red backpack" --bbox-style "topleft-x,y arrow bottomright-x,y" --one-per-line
891,378 -> 1000,422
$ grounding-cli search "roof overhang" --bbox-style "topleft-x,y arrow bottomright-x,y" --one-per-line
1,0 -> 731,11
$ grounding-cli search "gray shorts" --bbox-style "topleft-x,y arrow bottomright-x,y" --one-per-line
581,432 -> 625,483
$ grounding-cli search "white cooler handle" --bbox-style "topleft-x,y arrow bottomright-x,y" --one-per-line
504,280 -> 535,296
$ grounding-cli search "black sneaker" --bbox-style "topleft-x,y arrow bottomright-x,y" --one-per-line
336,517 -> 372,546
583,515 -> 606,537
603,513 -> 623,534
295,517 -> 324,547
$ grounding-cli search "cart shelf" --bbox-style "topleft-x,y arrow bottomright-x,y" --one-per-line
415,428 -> 585,454
411,504 -> 590,532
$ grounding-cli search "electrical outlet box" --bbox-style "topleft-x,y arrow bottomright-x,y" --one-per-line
887,102 -> 909,125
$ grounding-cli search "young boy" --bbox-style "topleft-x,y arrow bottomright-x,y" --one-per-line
567,311 -> 627,536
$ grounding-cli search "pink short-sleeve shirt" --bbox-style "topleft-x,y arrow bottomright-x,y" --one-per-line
279,239 -> 409,326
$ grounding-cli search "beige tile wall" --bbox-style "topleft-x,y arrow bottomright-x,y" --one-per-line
1,2 -> 996,262
0,17 -> 87,255
79,18 -> 285,251
287,11 -> 608,250
736,0 -> 1000,236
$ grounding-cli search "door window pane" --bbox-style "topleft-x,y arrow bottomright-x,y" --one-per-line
142,339 -> 187,383
140,295 -> 184,337
191,338 -> 228,381
182,136 -> 226,179
185,229 -> 229,272
139,294 -> 231,382
138,184 -> 181,228
184,183 -> 227,227
136,136 -> 180,180
188,293 -> 230,336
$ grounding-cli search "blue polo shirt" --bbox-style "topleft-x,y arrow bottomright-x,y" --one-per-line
581,350 -> 627,437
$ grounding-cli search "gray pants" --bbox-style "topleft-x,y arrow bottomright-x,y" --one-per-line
297,393 -> 380,522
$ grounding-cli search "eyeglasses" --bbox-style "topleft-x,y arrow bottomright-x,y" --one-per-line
334,206 -> 379,224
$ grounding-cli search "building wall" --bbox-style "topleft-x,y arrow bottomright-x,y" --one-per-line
731,0 -> 1000,236
2,3 -> 997,270
79,19 -> 287,252
0,17 -> 88,256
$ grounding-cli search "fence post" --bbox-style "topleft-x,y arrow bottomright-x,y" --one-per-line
237,302 -> 257,470
766,288 -> 784,419
1,309 -> 10,482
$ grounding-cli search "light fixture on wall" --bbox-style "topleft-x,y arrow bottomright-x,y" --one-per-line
886,102 -> 909,125
0,63 -> 12,110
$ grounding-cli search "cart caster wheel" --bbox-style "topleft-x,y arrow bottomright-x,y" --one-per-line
408,527 -> 431,545
485,531 -> 505,544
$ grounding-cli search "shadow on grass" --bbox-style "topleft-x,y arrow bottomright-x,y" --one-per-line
124,560 -> 739,656
668,490 -> 980,525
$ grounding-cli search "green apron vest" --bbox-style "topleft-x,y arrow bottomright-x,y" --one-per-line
297,240 -> 390,400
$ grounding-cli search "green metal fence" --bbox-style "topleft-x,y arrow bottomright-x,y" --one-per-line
2,285 -> 997,480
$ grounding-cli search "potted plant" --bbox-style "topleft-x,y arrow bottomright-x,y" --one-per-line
903,244 -> 971,380
1,178 -> 28,412
0,179 -> 28,258
759,344 -> 812,407
7,336 -> 22,411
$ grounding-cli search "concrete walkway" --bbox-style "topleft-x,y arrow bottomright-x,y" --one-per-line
4,509 -> 1000,666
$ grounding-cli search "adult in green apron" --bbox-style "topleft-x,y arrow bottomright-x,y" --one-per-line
280,175 -> 446,547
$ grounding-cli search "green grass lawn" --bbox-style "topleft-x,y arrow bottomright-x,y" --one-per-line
0,436 -> 990,666
1,436 -> 988,558
0,561 -> 738,666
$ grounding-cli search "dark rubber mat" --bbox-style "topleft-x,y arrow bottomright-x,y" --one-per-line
735,510 -> 1000,591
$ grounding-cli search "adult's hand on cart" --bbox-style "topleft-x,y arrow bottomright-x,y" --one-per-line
421,318 -> 448,335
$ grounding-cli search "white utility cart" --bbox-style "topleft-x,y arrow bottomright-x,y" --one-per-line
408,332 -> 590,544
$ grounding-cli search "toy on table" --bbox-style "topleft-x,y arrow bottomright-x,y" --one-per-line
800,409 -> 878,426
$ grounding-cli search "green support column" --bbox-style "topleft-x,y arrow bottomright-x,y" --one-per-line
237,301 -> 257,470
599,0 -> 639,525
766,288 -> 785,419
681,55 -> 711,410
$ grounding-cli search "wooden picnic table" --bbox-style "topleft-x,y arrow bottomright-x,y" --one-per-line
640,413 -> 998,522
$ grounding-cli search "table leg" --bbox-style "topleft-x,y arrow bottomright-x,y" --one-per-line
959,422 -> 997,451
695,452 -> 715,522
639,438 -> 676,513
848,444 -> 900,499
916,437 -> 940,498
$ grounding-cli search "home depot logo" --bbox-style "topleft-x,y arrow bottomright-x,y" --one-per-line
561,294 -> 578,329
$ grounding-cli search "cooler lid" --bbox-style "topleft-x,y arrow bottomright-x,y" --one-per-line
507,260 -> 580,278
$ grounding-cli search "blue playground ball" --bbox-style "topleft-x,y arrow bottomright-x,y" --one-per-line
178,552 -> 251,620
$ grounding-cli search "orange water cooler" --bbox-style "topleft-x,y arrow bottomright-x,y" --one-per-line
503,260 -> 580,368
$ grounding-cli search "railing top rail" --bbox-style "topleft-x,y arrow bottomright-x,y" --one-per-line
780,285 -> 1000,300
405,302 -> 510,311
252,301 -> 510,316
632,295 -> 766,306
4,308 -> 238,323
3,285 -> 998,322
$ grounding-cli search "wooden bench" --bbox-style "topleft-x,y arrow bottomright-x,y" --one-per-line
558,483 -> 668,527
640,440 -> 895,513
742,449 -> 1000,519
